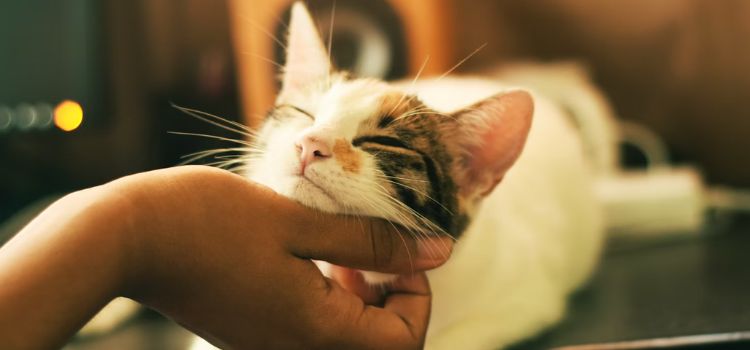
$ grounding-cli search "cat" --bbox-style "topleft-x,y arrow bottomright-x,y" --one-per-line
224,3 -> 605,349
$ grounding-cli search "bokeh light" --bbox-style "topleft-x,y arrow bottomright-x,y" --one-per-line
53,100 -> 83,132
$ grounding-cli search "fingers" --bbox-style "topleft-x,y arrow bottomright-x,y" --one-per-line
314,272 -> 432,350
328,266 -> 383,305
381,272 -> 432,345
286,213 -> 453,274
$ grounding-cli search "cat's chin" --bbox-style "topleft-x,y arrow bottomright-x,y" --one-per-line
286,175 -> 343,213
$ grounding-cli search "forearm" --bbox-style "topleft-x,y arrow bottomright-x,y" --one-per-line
0,186 -> 134,349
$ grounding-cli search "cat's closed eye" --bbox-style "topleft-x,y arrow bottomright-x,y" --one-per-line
352,135 -> 411,150
276,104 -> 315,121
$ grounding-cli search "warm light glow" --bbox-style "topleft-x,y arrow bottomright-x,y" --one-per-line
54,100 -> 84,132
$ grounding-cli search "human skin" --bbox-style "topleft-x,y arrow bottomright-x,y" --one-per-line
0,166 -> 453,350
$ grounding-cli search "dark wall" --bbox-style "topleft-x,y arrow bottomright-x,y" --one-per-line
454,0 -> 750,187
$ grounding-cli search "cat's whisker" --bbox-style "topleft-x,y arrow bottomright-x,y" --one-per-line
168,131 -> 255,147
378,193 -> 447,240
226,164 -> 254,175
172,105 -> 256,135
388,55 -> 431,118
352,172 -> 454,250
363,183 -> 423,232
385,216 -> 415,273
213,154 -> 247,160
367,177 -> 455,248
203,153 -> 250,167
349,177 -> 447,261
181,147 -> 255,159
394,106 -> 454,122
392,54 -> 451,121
218,157 -> 249,166
326,1 -> 336,88
180,150 -> 228,162
437,42 -> 488,81
392,99 -> 428,122
375,176 -> 454,216
393,105 -> 451,123
236,10 -> 292,49
227,157 -> 253,173
358,198 -> 416,272
393,110 -> 431,123
243,52 -> 285,70
392,107 -> 423,122
171,104 -> 257,139
248,19 -> 287,50
202,158 -> 247,169
375,174 -> 445,205
410,55 -> 431,87
376,174 -> 429,183
179,147 -> 255,166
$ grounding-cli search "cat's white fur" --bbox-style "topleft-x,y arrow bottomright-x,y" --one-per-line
407,78 -> 603,349
250,78 -> 392,216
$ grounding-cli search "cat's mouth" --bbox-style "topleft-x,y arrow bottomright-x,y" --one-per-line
296,175 -> 331,196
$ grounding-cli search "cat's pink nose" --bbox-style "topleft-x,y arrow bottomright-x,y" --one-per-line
295,134 -> 332,174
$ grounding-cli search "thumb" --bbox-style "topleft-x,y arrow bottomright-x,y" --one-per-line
285,213 -> 454,274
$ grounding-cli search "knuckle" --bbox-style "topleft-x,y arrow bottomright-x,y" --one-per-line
303,307 -> 349,349
299,308 -> 334,349
305,326 -> 335,350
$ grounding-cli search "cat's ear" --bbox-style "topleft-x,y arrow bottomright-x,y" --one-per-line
279,2 -> 331,100
452,90 -> 534,199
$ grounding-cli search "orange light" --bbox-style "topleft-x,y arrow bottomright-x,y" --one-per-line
54,100 -> 83,132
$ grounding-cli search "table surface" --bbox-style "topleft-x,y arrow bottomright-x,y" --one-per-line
517,218 -> 750,349
3,202 -> 748,350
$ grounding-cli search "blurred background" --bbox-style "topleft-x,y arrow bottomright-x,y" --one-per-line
1,0 -> 749,349
1,0 -> 242,225
2,0 -> 750,224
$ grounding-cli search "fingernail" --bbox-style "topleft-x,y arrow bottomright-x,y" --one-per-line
416,237 -> 454,264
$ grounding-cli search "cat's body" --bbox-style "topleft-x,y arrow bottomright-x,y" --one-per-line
408,78 -> 603,349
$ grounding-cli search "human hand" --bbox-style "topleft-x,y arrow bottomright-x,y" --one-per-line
110,166 -> 453,349
0,166 -> 452,349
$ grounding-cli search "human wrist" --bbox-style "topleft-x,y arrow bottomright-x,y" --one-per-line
64,184 -> 143,300
0,185 -> 139,348
97,166 -> 243,305
90,175 -> 165,302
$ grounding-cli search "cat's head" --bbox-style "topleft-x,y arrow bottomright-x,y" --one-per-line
247,3 -> 533,238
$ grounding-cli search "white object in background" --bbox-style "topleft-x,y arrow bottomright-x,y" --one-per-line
595,167 -> 705,236
491,61 -> 621,175
77,297 -> 141,337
